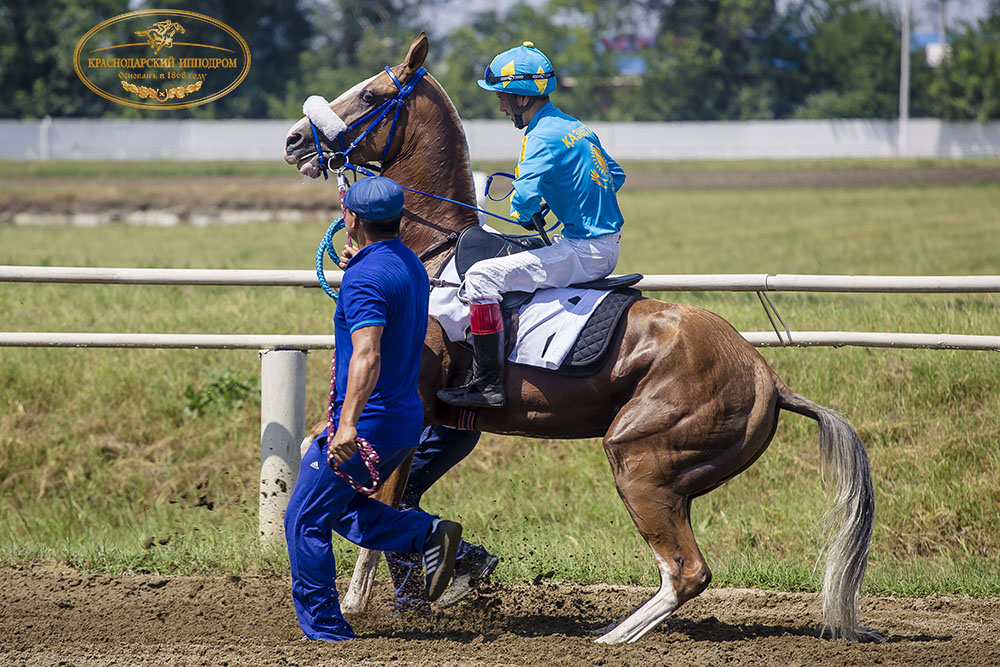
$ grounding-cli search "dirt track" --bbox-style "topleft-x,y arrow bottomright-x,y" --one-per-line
2,566 -> 998,666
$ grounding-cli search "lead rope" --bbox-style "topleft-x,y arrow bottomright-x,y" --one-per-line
325,349 -> 383,495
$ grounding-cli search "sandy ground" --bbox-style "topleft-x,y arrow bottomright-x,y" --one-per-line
2,565 -> 998,666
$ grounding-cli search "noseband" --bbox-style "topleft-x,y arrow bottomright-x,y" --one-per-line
308,66 -> 427,181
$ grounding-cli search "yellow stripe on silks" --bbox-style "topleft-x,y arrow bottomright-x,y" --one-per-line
535,66 -> 547,94
511,134 -> 528,218
516,135 -> 527,178
500,60 -> 516,88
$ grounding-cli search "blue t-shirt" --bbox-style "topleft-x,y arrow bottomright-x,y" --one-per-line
332,238 -> 429,448
510,101 -> 626,239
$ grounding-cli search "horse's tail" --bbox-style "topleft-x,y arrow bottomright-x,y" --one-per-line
777,383 -> 880,642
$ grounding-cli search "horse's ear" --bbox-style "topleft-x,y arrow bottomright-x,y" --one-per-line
403,31 -> 428,74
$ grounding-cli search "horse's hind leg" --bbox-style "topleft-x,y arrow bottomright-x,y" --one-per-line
595,438 -> 711,644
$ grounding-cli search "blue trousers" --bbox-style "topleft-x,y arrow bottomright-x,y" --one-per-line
284,430 -> 435,640
401,426 -> 482,510
386,426 -> 482,608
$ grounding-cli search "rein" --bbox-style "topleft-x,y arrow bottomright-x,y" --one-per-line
306,64 -> 561,235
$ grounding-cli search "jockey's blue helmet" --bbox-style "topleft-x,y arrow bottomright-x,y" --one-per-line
343,176 -> 405,220
477,41 -> 557,97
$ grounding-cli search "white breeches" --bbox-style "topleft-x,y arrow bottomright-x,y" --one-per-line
462,232 -> 622,303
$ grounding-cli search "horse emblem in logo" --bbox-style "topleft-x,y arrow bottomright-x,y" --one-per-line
135,20 -> 185,54
590,145 -> 612,189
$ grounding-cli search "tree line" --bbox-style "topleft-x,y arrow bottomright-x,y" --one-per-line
2,0 -> 998,122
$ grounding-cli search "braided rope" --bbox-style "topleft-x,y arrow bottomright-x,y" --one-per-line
315,216 -> 345,301
325,350 -> 382,495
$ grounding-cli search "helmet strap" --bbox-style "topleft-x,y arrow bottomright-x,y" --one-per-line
509,94 -> 536,130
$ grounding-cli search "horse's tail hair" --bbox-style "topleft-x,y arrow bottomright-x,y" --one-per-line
777,385 -> 881,643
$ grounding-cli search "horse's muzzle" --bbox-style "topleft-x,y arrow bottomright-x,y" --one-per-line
284,130 -> 307,164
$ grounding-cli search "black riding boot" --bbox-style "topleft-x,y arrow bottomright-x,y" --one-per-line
437,331 -> 506,408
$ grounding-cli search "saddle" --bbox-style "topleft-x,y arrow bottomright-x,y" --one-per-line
451,225 -> 643,375
454,225 -> 643,291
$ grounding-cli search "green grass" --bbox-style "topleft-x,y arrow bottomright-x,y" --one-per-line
1,181 -> 999,597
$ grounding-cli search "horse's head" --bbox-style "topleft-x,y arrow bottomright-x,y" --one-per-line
283,32 -> 429,178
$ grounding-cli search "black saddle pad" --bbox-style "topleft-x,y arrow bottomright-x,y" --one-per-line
554,288 -> 641,375
458,287 -> 641,379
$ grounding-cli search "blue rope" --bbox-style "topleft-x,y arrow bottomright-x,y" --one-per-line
342,160 -> 560,236
315,216 -> 345,301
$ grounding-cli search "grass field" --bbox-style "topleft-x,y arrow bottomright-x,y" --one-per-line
1,165 -> 998,597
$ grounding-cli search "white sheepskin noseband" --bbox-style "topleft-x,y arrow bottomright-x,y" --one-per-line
303,95 -> 347,139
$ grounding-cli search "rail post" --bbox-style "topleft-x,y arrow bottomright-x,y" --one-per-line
258,349 -> 307,545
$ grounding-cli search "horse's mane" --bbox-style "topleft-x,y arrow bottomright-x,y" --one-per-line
423,73 -> 478,212
383,71 -> 481,265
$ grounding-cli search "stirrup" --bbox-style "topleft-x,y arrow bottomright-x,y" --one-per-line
437,382 -> 505,408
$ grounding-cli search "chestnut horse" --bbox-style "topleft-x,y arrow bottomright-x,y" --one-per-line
283,32 -> 876,644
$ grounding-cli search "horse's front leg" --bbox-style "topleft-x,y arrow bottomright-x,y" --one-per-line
341,450 -> 414,616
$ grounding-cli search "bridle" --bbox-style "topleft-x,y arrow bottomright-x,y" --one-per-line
308,66 -> 427,182
308,65 -> 560,299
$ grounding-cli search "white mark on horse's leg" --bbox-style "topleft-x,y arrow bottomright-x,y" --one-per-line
341,547 -> 381,616
595,553 -> 679,644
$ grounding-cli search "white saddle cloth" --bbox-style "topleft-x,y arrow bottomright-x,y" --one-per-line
429,256 -> 610,370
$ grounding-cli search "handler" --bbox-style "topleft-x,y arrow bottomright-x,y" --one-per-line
284,176 -> 462,641
337,258 -> 499,613
437,41 -> 627,410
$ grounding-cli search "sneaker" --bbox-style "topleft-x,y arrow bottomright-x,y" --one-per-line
422,519 -> 462,602
435,544 -> 499,607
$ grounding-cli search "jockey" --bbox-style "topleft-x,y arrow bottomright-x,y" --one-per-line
437,41 -> 627,410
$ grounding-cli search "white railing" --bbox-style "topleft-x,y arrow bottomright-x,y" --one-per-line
4,265 -> 1000,292
2,265 -> 998,543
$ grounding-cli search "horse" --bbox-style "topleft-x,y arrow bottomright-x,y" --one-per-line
135,20 -> 184,55
282,32 -> 877,644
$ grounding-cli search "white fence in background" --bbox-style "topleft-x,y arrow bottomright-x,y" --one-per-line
2,265 -> 998,544
3,117 -> 1000,161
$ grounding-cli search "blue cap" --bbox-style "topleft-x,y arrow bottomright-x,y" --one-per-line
343,176 -> 405,220
477,41 -> 556,97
